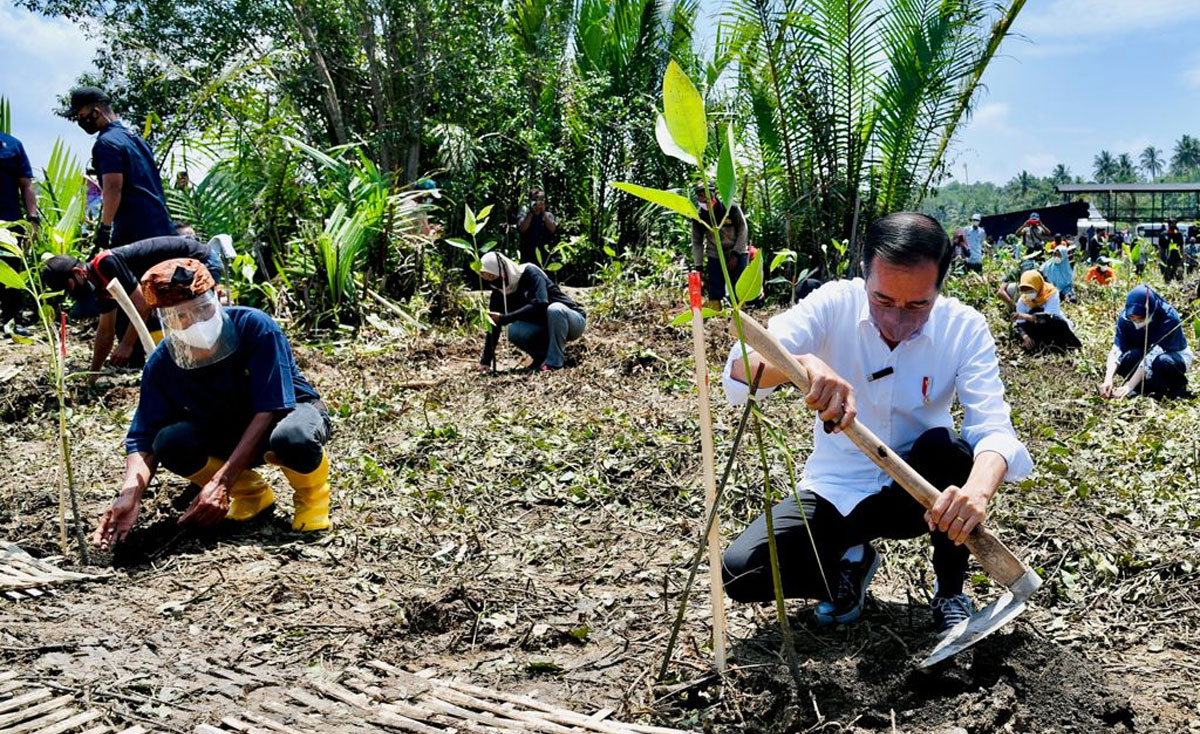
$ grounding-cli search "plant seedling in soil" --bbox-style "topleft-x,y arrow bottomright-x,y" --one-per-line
0,226 -> 88,563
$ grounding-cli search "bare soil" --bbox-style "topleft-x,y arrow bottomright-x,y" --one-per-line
0,281 -> 1194,732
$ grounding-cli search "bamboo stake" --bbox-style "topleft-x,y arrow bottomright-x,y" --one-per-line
688,270 -> 726,672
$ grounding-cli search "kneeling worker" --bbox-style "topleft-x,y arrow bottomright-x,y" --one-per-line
94,259 -> 331,549
41,235 -> 221,371
720,212 -> 1032,632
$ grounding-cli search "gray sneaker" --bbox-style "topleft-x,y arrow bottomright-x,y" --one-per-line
813,545 -> 879,626
931,592 -> 975,632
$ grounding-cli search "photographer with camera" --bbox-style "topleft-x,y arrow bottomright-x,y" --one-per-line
517,189 -> 557,266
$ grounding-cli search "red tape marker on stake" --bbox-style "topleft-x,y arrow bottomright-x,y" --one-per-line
688,270 -> 703,311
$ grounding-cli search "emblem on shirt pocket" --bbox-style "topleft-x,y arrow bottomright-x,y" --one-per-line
921,376 -> 932,404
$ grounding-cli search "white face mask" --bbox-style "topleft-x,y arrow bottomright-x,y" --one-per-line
1132,318 -> 1148,330
173,311 -> 224,348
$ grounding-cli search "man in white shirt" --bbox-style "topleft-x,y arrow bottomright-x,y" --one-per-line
965,214 -> 986,272
720,212 -> 1032,632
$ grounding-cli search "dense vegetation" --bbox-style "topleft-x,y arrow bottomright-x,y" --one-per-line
9,0 -> 1029,330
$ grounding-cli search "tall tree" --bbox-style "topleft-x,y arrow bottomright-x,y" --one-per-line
1115,153 -> 1138,183
1051,164 -> 1071,184
723,0 -> 1028,269
1171,134 -> 1200,177
1093,150 -> 1116,183
1140,145 -> 1163,181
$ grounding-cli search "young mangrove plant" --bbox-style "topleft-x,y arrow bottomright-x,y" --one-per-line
613,59 -> 803,682
0,226 -> 88,563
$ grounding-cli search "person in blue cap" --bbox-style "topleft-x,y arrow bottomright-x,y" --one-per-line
1100,285 -> 1191,399
1015,212 -> 1050,258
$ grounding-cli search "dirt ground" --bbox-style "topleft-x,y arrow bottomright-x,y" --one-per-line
1,276 -> 1198,732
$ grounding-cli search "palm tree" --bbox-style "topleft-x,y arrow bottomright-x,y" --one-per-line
1051,164 -> 1071,184
1017,170 -> 1034,197
1172,134 -> 1200,176
722,0 -> 1029,261
1116,153 -> 1138,183
1093,150 -> 1116,183
1140,145 -> 1163,181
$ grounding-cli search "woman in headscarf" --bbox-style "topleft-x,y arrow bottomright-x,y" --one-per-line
1101,285 -> 1191,399
477,252 -> 586,372
1040,243 -> 1075,302
1012,270 -> 1080,353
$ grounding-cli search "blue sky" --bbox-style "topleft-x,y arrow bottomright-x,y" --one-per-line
4,0 -> 1200,186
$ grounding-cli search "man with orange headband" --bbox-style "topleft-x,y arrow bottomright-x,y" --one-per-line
93,258 -> 333,549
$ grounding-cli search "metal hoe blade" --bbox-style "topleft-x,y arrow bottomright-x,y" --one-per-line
919,569 -> 1042,668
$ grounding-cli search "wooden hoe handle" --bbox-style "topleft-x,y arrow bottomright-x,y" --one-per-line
732,314 -> 1031,589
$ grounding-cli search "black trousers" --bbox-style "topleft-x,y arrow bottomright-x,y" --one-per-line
722,427 -> 974,603
1017,314 -> 1081,352
152,402 -> 332,477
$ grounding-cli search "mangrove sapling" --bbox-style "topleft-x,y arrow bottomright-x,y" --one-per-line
612,60 -> 805,682
445,204 -> 502,368
0,228 -> 88,563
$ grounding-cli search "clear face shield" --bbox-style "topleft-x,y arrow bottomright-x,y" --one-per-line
159,290 -> 238,369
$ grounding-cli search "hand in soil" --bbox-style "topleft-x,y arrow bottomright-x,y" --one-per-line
926,483 -> 988,544
1100,378 -> 1114,398
111,342 -> 134,367
178,478 -> 231,527
93,491 -> 142,549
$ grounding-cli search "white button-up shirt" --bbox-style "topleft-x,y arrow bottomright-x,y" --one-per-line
722,278 -> 1032,516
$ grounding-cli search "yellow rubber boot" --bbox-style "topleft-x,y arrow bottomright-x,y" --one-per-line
184,457 -> 224,486
278,451 -> 331,532
227,469 -> 276,522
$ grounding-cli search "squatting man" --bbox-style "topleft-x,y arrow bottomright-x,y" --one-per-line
94,259 -> 334,549
720,212 -> 1032,632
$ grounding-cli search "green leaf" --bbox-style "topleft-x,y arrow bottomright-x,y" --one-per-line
611,182 -> 698,222
0,259 -> 24,291
1193,317 -> 1200,342
545,262 -> 563,272
480,240 -> 497,254
477,204 -> 494,221
717,124 -> 736,207
464,205 -> 478,236
769,250 -> 795,272
670,306 -> 723,327
655,113 -> 698,165
445,238 -> 473,252
662,60 -> 707,162
469,260 -> 483,273
602,245 -> 617,258
735,251 -> 763,304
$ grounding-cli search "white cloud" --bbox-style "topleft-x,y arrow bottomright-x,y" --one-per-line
1018,153 -> 1058,176
1023,0 -> 1200,39
1185,63 -> 1200,89
0,5 -> 98,172
972,101 -> 1010,127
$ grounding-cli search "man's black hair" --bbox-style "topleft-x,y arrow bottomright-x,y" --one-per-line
861,212 -> 952,287
41,255 -> 85,295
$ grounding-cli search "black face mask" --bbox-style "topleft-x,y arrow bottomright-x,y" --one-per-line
76,110 -> 100,135
72,277 -> 96,301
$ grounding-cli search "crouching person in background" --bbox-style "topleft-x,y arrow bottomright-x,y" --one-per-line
1012,271 -> 1081,353
478,252 -> 586,372
1100,285 -> 1191,400
94,258 -> 332,549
